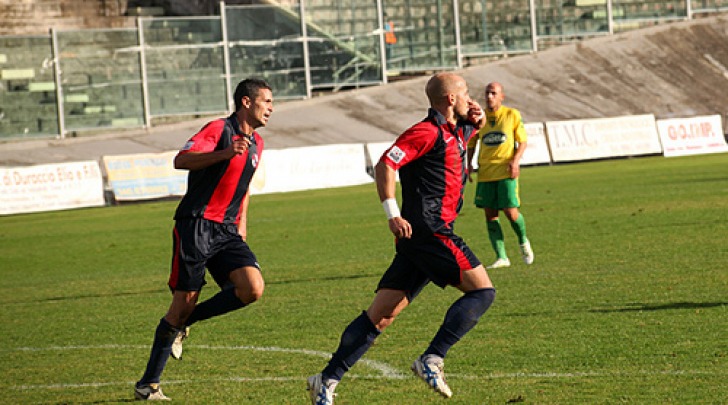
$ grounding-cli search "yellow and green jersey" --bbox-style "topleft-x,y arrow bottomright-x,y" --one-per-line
467,106 -> 527,182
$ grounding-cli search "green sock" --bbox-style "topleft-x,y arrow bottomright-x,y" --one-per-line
509,213 -> 528,245
486,219 -> 507,259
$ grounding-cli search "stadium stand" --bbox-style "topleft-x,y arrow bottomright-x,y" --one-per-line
1,0 -> 728,143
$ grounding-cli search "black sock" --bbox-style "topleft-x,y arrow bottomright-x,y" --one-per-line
185,287 -> 247,327
425,288 -> 496,358
322,311 -> 381,381
138,318 -> 179,385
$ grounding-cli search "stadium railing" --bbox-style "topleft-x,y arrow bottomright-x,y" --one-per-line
0,0 -> 725,141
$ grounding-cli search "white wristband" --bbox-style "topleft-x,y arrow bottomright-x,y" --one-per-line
382,198 -> 401,220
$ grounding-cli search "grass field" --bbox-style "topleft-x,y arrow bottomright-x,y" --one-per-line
1,154 -> 726,404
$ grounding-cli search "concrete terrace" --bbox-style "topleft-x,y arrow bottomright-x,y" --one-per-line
1,14 -> 727,166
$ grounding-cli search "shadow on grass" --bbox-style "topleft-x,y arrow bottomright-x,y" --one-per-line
590,301 -> 727,313
58,398 -> 137,405
6,289 -> 167,305
9,273 -> 380,305
52,400 -> 135,404
270,272 -> 380,285
57,398 -> 137,405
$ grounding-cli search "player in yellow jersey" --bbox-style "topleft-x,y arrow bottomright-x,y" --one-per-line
467,82 -> 534,269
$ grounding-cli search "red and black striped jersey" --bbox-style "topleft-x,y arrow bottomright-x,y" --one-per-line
380,108 -> 477,234
174,113 -> 264,225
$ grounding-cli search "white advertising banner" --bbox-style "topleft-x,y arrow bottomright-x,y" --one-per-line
656,115 -> 728,157
521,123 -> 552,165
545,114 -> 662,162
102,151 -> 187,201
0,161 -> 105,215
251,144 -> 374,194
366,141 -> 393,167
368,125 -> 552,172
366,141 -> 399,181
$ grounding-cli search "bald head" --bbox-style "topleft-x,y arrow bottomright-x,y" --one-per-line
486,82 -> 504,93
424,72 -> 473,124
485,82 -> 505,111
426,72 -> 467,105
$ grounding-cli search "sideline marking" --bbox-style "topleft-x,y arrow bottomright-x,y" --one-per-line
195,344 -> 405,378
10,343 -> 405,391
14,344 -> 403,379
9,344 -> 723,391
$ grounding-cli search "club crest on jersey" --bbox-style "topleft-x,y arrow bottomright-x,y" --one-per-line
387,146 -> 406,163
181,140 -> 195,151
482,132 -> 507,146
251,153 -> 259,168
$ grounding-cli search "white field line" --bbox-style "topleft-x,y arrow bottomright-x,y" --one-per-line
8,344 -> 722,391
17,343 -> 402,377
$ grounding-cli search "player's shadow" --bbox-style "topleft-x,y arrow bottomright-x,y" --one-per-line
52,399 -> 135,404
10,289 -> 166,305
270,272 -> 380,285
589,301 -> 727,313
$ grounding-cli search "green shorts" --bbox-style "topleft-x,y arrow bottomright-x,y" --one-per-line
474,178 -> 520,209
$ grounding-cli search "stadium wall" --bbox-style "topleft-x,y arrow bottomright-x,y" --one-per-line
1,114 -> 725,216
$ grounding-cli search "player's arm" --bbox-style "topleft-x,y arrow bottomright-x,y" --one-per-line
238,192 -> 250,241
466,125 -> 481,182
175,136 -> 251,171
466,146 -> 477,182
509,113 -> 528,178
509,141 -> 527,179
375,160 -> 412,239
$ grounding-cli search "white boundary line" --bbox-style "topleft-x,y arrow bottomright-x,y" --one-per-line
8,344 -> 723,391
16,343 -> 402,377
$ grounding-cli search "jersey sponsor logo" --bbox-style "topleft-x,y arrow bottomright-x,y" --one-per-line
181,140 -> 195,151
481,131 -> 507,146
387,145 -> 406,163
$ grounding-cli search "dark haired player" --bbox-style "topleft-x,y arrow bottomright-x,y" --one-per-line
134,78 -> 273,401
307,72 -> 497,404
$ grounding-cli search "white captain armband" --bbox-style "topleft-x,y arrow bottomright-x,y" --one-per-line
382,198 -> 401,220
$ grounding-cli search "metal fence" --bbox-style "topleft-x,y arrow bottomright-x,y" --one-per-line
1,0 -> 726,140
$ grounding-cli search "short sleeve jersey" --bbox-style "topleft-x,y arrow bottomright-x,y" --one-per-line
380,108 -> 476,234
467,106 -> 527,182
174,113 -> 264,225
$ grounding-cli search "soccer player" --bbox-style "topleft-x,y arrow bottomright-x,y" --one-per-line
134,78 -> 273,401
307,72 -> 497,404
383,13 -> 397,66
466,82 -> 534,269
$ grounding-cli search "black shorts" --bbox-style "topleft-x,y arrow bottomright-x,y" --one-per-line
169,218 -> 260,292
377,231 -> 481,300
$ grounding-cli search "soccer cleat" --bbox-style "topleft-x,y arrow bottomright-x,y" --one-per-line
520,241 -> 534,265
411,354 -> 452,398
306,373 -> 337,405
134,383 -> 171,401
486,257 -> 511,269
170,326 -> 190,360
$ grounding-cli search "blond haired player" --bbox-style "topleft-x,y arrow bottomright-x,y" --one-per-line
467,82 -> 534,269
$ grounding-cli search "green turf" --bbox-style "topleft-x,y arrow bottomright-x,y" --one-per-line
1,154 -> 726,404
